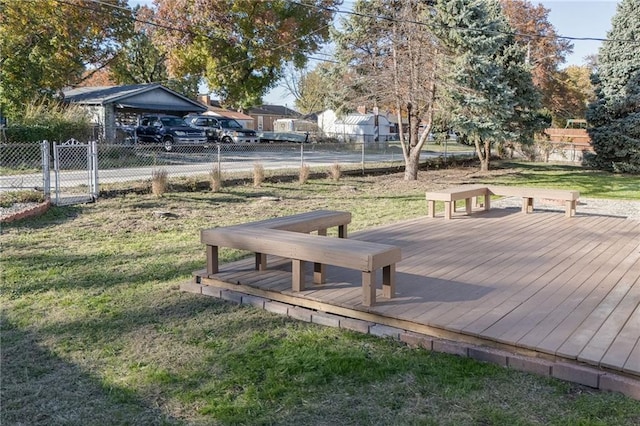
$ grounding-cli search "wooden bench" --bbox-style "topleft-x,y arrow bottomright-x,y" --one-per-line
239,209 -> 350,237
425,185 -> 579,219
200,210 -> 401,306
488,185 -> 579,217
425,185 -> 491,219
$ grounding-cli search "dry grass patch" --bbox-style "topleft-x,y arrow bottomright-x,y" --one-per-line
328,162 -> 341,181
299,163 -> 311,184
151,168 -> 168,197
209,165 -> 222,192
253,162 -> 265,187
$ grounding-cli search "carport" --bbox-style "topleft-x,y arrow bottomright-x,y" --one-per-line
63,84 -> 207,142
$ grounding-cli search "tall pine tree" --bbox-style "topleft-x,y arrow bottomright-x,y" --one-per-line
435,0 -> 542,171
586,0 -> 640,173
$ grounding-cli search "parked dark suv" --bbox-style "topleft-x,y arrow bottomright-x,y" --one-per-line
136,115 -> 207,151
184,115 -> 258,144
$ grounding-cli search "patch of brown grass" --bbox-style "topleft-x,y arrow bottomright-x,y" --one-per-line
253,162 -> 265,187
328,162 -> 341,181
151,169 -> 168,197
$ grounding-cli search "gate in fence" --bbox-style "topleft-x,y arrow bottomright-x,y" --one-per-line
51,139 -> 98,206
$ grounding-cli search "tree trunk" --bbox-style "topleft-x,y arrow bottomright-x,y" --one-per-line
404,149 -> 420,180
474,138 -> 491,172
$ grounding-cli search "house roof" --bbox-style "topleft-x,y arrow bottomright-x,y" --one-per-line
336,114 -> 374,125
247,104 -> 300,117
63,84 -> 206,113
203,109 -> 254,121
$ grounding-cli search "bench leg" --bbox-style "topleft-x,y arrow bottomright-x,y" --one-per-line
339,224 -> 348,238
206,245 -> 219,275
292,259 -> 306,292
382,264 -> 395,299
484,193 -> 491,211
255,252 -> 267,271
427,199 -> 436,218
444,201 -> 452,220
362,271 -> 376,307
566,200 -> 576,217
313,262 -> 326,284
522,197 -> 534,214
465,197 -> 472,215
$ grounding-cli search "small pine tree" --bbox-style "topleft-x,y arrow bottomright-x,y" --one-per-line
586,0 -> 640,173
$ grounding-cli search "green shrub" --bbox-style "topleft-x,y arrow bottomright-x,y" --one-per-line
1,98 -> 94,143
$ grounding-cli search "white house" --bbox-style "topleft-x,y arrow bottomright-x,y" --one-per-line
317,109 -> 392,142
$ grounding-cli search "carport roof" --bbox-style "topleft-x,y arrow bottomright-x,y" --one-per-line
63,84 -> 206,112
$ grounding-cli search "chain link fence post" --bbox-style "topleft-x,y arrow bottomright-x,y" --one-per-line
91,140 -> 99,200
300,143 -> 304,168
217,144 -> 221,179
41,140 -> 50,199
361,142 -> 365,175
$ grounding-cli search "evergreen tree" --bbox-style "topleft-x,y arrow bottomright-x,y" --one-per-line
436,0 -> 542,171
586,0 -> 640,173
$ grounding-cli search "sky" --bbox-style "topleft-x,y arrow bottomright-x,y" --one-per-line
129,0 -> 621,107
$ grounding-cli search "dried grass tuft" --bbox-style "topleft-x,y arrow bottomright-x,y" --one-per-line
328,162 -> 341,181
209,165 -> 222,192
253,162 -> 265,187
151,168 -> 168,197
299,163 -> 311,184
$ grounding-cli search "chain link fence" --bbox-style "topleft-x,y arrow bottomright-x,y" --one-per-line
1,140 -> 475,204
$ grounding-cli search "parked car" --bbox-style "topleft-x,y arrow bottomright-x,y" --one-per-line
184,115 -> 259,144
136,115 -> 207,151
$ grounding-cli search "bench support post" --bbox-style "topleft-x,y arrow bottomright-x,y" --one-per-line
465,198 -> 472,215
427,200 -> 436,218
362,271 -> 376,307
255,253 -> 267,271
444,202 -> 453,220
484,193 -> 491,211
382,264 -> 395,299
313,262 -> 326,284
566,200 -> 576,217
206,245 -> 218,275
338,224 -> 347,238
522,197 -> 534,214
292,259 -> 306,292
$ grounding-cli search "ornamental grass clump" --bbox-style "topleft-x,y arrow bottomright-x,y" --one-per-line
210,165 -> 222,192
328,162 -> 341,181
253,162 -> 265,187
299,163 -> 311,184
151,168 -> 168,197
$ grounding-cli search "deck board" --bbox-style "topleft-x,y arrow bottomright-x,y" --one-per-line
195,208 -> 640,377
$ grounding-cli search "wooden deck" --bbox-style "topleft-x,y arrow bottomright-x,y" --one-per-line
195,208 -> 640,378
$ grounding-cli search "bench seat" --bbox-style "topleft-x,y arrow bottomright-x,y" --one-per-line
425,185 -> 490,219
426,185 -> 580,219
201,227 -> 401,307
238,209 -> 351,237
488,185 -> 579,217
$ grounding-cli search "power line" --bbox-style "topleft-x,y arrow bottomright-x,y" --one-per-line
288,0 -> 640,45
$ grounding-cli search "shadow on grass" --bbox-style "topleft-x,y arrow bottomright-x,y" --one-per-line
0,313 -> 181,425
2,247 -> 205,298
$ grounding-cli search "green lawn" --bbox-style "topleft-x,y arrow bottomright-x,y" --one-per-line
2,162 -> 639,425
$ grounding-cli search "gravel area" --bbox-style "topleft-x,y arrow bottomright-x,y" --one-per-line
491,197 -> 640,220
